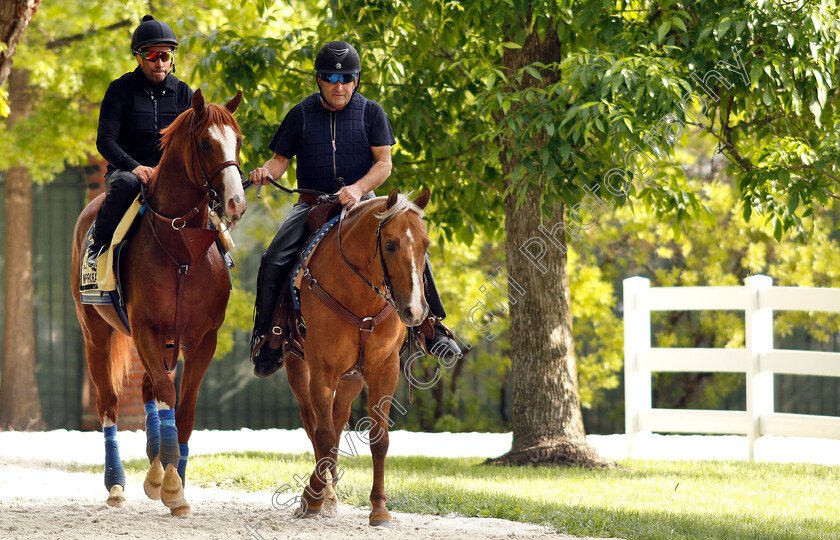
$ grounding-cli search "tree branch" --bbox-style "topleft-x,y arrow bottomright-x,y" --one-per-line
453,156 -> 503,192
46,19 -> 132,50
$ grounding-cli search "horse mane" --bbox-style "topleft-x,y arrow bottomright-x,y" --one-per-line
372,193 -> 426,221
159,103 -> 241,152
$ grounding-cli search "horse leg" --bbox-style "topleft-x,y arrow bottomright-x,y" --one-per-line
285,354 -> 317,444
165,332 -> 217,517
133,330 -> 182,514
366,358 -> 400,527
141,372 -> 163,501
80,315 -> 129,508
298,367 -> 339,518
323,378 -> 365,506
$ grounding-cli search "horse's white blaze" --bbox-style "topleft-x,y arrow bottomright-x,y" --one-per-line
102,416 -> 115,428
208,124 -> 246,221
406,228 -> 423,320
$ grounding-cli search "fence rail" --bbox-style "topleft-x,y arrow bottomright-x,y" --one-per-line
624,275 -> 840,459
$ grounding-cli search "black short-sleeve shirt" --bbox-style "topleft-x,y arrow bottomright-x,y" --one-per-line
268,92 -> 395,192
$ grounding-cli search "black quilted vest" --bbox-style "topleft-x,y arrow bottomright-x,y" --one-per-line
126,71 -> 184,167
296,92 -> 371,193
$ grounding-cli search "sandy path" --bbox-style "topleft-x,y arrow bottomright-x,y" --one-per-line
0,458 -> 595,540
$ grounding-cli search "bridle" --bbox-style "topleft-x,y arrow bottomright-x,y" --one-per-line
147,113 -> 242,230
336,205 -> 397,308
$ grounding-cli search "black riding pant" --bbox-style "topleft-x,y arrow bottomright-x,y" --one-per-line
92,170 -> 142,247
253,200 -> 447,336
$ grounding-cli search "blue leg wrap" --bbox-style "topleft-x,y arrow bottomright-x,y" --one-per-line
157,409 -> 180,469
103,425 -> 126,489
145,401 -> 160,463
177,443 -> 189,487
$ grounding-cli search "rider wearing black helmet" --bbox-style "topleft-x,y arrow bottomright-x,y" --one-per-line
247,40 -> 461,377
85,15 -> 193,277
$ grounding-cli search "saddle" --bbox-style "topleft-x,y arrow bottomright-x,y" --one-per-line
263,199 -> 343,365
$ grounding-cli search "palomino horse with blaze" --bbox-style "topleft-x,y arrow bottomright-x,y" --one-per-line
70,89 -> 246,516
285,188 -> 431,526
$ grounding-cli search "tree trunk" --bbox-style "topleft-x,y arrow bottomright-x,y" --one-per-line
0,0 -> 42,90
487,23 -> 611,468
0,68 -> 44,429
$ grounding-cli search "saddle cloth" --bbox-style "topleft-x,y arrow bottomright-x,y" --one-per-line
80,196 -> 145,304
290,214 -> 342,310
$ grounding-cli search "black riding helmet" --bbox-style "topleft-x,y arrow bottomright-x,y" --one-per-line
314,41 -> 361,74
130,15 -> 178,54
314,41 -> 361,108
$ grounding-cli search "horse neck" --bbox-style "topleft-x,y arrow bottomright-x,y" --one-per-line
150,140 -> 207,223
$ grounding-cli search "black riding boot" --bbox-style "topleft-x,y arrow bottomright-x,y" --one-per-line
251,202 -> 313,377
87,171 -> 142,269
422,254 -> 462,359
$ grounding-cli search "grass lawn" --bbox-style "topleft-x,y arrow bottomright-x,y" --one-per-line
76,452 -> 840,539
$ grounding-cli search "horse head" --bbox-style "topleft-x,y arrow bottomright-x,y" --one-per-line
188,89 -> 247,229
375,187 -> 432,326
158,89 -> 248,230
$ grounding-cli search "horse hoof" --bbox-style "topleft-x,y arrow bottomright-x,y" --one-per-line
144,456 -> 163,500
293,503 -> 323,520
170,501 -> 192,518
369,509 -> 392,527
161,463 -> 185,509
106,485 -> 126,508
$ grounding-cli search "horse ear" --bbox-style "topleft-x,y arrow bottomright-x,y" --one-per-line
412,187 -> 430,210
386,188 -> 399,209
225,90 -> 242,114
191,88 -> 205,115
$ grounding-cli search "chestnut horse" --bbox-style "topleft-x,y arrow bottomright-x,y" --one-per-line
285,188 -> 430,526
70,89 -> 246,516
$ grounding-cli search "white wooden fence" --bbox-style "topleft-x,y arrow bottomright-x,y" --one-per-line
623,275 -> 840,459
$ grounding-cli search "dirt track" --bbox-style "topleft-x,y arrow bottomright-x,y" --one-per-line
0,457 -> 591,540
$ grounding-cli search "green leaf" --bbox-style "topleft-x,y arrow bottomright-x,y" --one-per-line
762,88 -> 773,106
658,21 -> 671,43
788,191 -> 799,214
502,42 -> 522,49
717,16 -> 732,37
524,66 -> 543,81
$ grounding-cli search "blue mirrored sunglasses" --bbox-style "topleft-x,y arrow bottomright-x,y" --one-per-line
318,72 -> 359,84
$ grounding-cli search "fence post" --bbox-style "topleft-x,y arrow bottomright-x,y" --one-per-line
624,277 -> 651,458
745,275 -> 773,460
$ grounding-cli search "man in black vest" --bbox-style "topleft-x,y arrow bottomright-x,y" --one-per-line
248,40 -> 461,377
86,15 -> 194,274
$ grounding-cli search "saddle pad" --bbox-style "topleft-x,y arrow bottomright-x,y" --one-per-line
291,214 -> 342,309
80,195 -> 145,310
98,195 -> 145,291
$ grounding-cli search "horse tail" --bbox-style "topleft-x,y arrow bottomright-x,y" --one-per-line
109,332 -> 134,397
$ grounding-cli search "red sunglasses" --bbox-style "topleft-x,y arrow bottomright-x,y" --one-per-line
137,50 -> 174,63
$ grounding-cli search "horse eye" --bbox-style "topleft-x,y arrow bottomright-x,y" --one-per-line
200,140 -> 211,150
385,241 -> 396,252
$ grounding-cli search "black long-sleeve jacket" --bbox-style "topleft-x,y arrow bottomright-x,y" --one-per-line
96,67 -> 193,174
